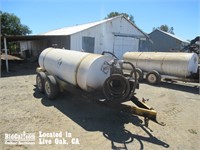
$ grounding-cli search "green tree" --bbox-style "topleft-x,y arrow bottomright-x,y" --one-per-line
153,24 -> 174,34
1,11 -> 32,35
105,12 -> 135,24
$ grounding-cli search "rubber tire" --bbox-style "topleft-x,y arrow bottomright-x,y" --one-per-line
36,72 -> 47,93
146,70 -> 161,85
44,75 -> 59,99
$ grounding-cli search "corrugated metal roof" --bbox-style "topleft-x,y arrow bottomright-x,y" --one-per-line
153,29 -> 189,43
40,15 -> 148,39
40,17 -> 115,36
3,16 -> 149,42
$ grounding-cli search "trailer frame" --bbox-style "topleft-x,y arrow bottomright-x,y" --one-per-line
36,67 -> 165,128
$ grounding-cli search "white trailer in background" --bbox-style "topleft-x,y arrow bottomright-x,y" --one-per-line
123,52 -> 199,85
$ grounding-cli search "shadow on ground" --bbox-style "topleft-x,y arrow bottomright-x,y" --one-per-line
159,81 -> 199,94
140,80 -> 199,95
1,60 -> 38,77
33,87 -> 169,149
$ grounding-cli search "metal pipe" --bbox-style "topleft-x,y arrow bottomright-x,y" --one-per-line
0,39 -> 1,77
4,37 -> 9,72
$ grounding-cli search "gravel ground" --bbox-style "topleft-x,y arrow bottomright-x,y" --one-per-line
0,62 -> 199,150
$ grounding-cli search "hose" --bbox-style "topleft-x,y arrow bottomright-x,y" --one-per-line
101,51 -> 138,102
102,61 -> 138,102
103,74 -> 130,102
122,61 -> 138,98
101,51 -> 119,59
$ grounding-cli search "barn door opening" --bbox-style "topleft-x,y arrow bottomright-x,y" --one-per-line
82,36 -> 95,53
113,36 -> 138,59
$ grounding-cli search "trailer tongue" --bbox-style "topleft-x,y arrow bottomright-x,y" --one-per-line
36,48 -> 164,127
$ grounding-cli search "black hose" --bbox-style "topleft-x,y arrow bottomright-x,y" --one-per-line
103,74 -> 130,102
101,51 -> 119,60
122,61 -> 138,98
102,58 -> 138,102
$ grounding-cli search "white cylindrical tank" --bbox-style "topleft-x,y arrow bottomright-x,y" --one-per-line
123,52 -> 199,77
39,48 -> 112,91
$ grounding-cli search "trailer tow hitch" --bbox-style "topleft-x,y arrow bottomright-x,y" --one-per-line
130,97 -> 166,127
108,99 -> 165,128
91,96 -> 166,128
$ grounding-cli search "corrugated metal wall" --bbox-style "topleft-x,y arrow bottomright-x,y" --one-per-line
149,30 -> 186,52
70,17 -> 143,58
20,17 -> 146,58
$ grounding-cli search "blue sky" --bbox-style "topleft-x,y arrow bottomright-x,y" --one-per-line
1,0 -> 199,40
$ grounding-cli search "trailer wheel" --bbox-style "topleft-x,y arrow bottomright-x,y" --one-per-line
36,72 -> 47,93
146,70 -> 161,85
44,75 -> 59,99
132,68 -> 143,81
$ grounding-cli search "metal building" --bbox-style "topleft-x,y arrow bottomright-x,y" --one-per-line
148,29 -> 189,52
19,15 -> 148,59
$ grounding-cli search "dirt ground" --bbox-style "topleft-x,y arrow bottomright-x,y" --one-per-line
0,62 -> 199,150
